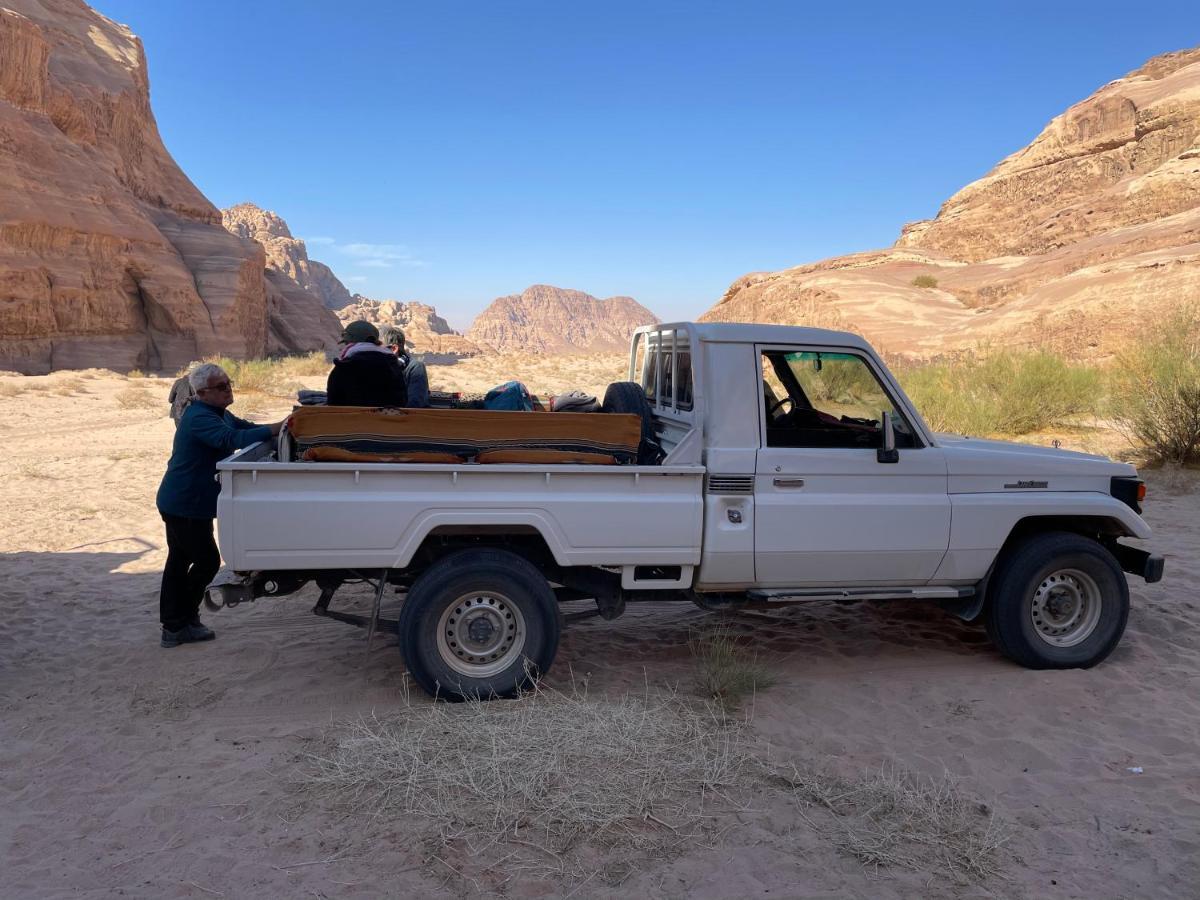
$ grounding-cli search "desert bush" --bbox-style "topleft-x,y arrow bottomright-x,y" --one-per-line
203,351 -> 330,395
689,627 -> 773,709
272,350 -> 332,378
127,368 -> 147,378
898,349 -> 1100,436
1108,307 -> 1200,464
911,274 -> 939,289
0,382 -> 24,398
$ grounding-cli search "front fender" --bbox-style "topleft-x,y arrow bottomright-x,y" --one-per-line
934,492 -> 1152,583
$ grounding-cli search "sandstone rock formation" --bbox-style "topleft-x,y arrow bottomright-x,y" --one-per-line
0,1 -> 336,374
702,48 -> 1200,359
222,203 -> 352,310
336,296 -> 481,361
467,284 -> 658,354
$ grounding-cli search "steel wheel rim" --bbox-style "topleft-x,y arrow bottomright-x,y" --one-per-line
1030,568 -> 1103,648
436,591 -> 526,677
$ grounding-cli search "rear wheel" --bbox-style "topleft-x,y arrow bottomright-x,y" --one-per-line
398,548 -> 560,700
985,532 -> 1129,669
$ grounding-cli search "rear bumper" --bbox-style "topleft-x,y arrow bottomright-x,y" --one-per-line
1112,542 -> 1165,584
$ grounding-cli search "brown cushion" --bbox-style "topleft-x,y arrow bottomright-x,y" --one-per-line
302,447 -> 464,464
476,449 -> 618,465
287,406 -> 640,462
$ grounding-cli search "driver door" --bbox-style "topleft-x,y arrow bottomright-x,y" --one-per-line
753,346 -> 950,586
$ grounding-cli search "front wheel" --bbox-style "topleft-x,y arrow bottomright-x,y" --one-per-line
985,532 -> 1129,669
398,548 -> 560,700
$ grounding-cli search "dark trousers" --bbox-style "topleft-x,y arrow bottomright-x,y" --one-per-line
159,514 -> 221,631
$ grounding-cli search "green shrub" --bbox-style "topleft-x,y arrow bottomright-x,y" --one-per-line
898,349 -> 1100,436
203,351 -> 330,395
911,274 -> 939,289
1108,307 -> 1200,464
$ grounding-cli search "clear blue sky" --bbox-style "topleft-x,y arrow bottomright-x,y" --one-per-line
94,1 -> 1198,330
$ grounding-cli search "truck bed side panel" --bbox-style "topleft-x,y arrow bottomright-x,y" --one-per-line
216,463 -> 704,572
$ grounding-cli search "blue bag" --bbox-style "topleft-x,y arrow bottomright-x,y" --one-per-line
483,381 -> 533,411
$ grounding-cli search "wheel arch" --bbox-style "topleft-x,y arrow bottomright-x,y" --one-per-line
953,514 -> 1135,623
391,510 -> 572,570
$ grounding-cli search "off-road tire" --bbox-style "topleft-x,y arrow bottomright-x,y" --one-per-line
602,381 -> 664,464
985,532 -> 1129,669
398,548 -> 560,700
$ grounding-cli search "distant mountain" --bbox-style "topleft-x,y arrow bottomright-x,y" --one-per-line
337,296 -> 481,361
467,285 -> 659,354
701,47 -> 1200,358
0,1 -> 338,373
221,203 -> 353,311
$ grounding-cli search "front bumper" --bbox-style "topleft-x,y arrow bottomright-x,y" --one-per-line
1111,543 -> 1165,584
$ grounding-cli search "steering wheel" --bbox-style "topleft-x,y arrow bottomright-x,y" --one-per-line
768,396 -> 794,418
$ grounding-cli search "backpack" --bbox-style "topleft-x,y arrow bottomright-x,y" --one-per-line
483,381 -> 533,411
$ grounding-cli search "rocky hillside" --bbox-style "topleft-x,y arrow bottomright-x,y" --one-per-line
0,1 -> 337,374
467,284 -> 658,354
336,296 -> 480,361
222,203 -> 352,310
701,48 -> 1200,358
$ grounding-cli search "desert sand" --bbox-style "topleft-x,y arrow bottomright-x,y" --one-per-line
2,367 -> 1198,899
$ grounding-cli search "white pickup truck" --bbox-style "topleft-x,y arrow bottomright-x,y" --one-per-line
210,322 -> 1163,699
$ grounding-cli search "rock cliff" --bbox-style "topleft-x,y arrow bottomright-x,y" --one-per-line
0,1 -> 336,374
337,296 -> 480,361
467,284 -> 658,354
701,48 -> 1200,358
221,203 -> 353,310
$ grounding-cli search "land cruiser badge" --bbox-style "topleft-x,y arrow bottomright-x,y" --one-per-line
1004,480 -> 1049,489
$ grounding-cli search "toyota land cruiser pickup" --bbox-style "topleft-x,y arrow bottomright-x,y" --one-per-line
208,322 -> 1164,699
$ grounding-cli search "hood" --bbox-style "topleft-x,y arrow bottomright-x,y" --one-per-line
934,432 -> 1137,492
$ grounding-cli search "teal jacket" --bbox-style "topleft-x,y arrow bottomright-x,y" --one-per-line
156,401 -> 272,519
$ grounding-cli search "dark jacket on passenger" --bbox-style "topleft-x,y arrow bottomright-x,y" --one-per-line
326,349 -> 408,408
156,401 -> 272,519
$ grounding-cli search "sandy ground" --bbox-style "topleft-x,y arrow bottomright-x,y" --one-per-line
2,368 -> 1198,899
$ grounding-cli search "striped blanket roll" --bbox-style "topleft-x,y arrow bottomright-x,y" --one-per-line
288,406 -> 642,463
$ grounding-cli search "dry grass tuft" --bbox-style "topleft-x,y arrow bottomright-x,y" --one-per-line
689,626 -> 774,709
302,684 -> 756,878
779,764 -> 1009,881
115,385 -> 160,410
51,377 -> 85,397
0,382 -> 23,398
300,683 -> 1010,887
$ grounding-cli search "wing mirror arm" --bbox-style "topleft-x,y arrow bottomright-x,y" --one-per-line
877,411 -> 899,464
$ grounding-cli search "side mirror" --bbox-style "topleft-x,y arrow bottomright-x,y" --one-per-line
877,411 -> 899,464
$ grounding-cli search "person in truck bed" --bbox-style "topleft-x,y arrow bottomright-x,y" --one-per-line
383,326 -> 430,408
155,364 -> 283,648
327,320 -> 408,408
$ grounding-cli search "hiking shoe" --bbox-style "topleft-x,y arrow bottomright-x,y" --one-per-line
161,627 -> 187,648
186,621 -> 216,642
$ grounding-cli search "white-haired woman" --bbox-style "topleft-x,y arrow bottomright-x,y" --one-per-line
154,364 -> 283,647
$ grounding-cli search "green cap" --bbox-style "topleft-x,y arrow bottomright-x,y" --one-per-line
339,320 -> 380,344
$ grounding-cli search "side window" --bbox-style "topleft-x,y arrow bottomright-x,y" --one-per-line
761,350 -> 917,449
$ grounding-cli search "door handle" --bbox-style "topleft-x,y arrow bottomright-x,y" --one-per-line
772,477 -> 805,488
